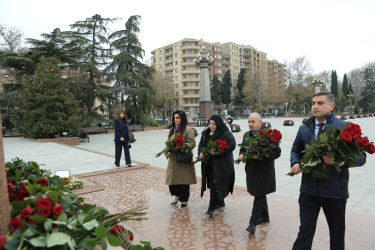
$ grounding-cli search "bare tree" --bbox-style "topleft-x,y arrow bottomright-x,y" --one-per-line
242,69 -> 266,112
150,72 -> 174,113
0,24 -> 25,52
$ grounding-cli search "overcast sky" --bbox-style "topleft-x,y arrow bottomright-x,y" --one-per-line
1,0 -> 374,79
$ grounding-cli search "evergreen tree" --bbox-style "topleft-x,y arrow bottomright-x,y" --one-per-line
359,68 -> 375,112
331,70 -> 338,97
348,82 -> 354,94
221,70 -> 232,105
234,68 -> 246,106
68,14 -> 116,116
342,73 -> 349,97
210,75 -> 221,105
106,15 -> 155,125
18,57 -> 82,138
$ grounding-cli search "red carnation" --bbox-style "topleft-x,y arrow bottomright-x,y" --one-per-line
270,137 -> 278,143
110,225 -> 125,236
258,129 -> 264,135
52,204 -> 63,216
14,193 -> 25,201
265,132 -> 270,138
40,209 -> 51,218
365,143 -> 375,154
19,183 -> 29,194
9,217 -> 22,232
128,233 -> 134,241
21,206 -> 34,219
38,178 -> 48,186
340,131 -> 352,143
0,235 -> 7,249
36,197 -> 53,211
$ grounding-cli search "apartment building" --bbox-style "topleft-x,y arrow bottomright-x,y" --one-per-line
151,38 -> 285,118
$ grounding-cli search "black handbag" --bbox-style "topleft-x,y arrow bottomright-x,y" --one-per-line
176,151 -> 193,164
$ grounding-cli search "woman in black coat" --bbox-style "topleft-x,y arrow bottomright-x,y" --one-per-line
114,110 -> 132,167
198,115 -> 236,217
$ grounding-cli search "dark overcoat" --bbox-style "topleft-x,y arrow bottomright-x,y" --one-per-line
199,129 -> 236,201
239,130 -> 281,196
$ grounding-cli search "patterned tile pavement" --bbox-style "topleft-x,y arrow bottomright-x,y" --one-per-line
74,165 -> 375,250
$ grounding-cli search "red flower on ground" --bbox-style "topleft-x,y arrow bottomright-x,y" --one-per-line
36,197 -> 53,211
0,235 -> 7,249
9,217 -> 22,232
128,233 -> 134,241
21,206 -> 34,219
52,204 -> 63,216
7,181 -> 14,192
110,225 -> 125,235
40,209 -> 51,218
38,178 -> 48,186
19,183 -> 29,194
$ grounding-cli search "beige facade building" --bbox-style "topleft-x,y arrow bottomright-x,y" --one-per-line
151,38 -> 285,118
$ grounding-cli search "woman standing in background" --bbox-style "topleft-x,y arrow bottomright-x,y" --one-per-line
114,110 -> 132,167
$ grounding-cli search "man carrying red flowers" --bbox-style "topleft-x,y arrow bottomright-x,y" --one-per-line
238,113 -> 281,234
290,92 -> 367,250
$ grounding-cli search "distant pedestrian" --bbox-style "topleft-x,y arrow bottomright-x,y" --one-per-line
225,117 -> 233,133
165,111 -> 197,208
114,110 -> 132,167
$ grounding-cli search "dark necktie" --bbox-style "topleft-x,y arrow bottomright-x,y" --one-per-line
317,123 -> 324,139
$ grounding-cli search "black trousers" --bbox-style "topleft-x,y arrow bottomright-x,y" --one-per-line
293,193 -> 346,250
250,195 -> 269,225
115,141 -> 131,165
169,185 -> 190,202
208,169 -> 219,210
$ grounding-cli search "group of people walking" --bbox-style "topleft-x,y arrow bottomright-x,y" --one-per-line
114,92 -> 367,250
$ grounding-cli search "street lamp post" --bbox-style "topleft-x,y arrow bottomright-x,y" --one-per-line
312,78 -> 323,94
285,102 -> 289,116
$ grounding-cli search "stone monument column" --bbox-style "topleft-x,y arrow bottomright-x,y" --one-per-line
0,111 -> 10,234
196,50 -> 212,126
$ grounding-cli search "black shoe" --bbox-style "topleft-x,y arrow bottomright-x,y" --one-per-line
215,201 -> 225,209
127,164 -> 133,167
115,164 -> 120,167
170,201 -> 178,205
246,224 -> 256,234
206,210 -> 214,217
181,203 -> 188,208
256,217 -> 270,225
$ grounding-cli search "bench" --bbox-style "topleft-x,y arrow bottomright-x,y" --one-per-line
82,127 -> 108,135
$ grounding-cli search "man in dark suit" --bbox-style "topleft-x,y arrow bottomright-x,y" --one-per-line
238,113 -> 281,234
290,92 -> 367,250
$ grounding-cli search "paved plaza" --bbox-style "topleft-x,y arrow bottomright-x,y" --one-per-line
3,116 -> 375,249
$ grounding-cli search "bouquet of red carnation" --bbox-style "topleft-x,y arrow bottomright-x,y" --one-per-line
236,128 -> 282,163
155,132 -> 184,159
287,122 -> 374,178
193,140 -> 228,164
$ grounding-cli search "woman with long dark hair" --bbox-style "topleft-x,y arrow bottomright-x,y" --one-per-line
114,110 -> 132,167
198,115 -> 236,217
165,111 -> 197,207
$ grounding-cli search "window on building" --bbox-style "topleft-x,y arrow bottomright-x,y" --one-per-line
175,53 -> 178,58
175,76 -> 178,81
175,84 -> 178,88
175,61 -> 178,65
176,91 -> 179,96
175,68 -> 178,73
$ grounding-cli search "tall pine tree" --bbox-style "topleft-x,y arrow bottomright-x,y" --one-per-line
342,73 -> 349,97
331,70 -> 338,97
234,68 -> 246,106
68,14 -> 116,116
210,75 -> 221,105
106,15 -> 155,125
221,70 -> 232,105
359,68 -> 375,112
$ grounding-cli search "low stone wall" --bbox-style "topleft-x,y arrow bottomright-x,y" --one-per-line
38,137 -> 79,146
